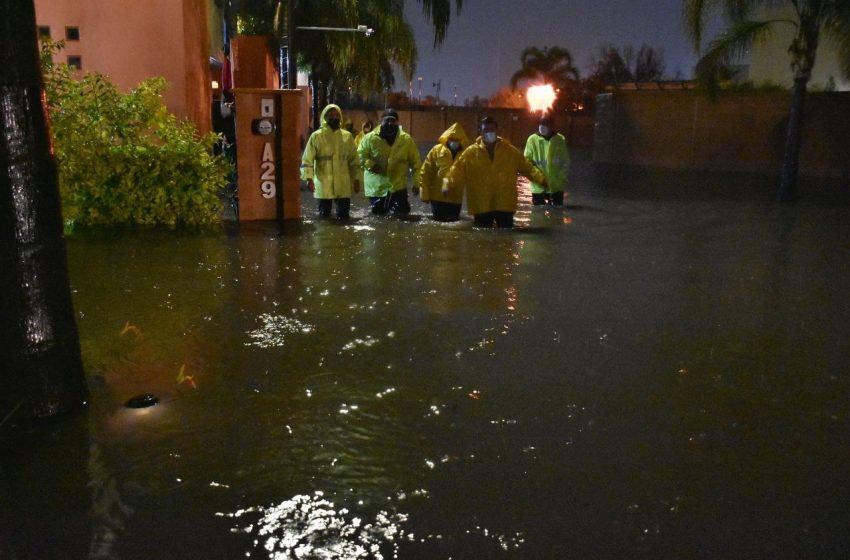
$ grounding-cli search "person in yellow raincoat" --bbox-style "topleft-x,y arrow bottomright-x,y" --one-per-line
357,109 -> 421,215
418,122 -> 469,222
445,116 -> 547,228
524,115 -> 570,206
300,104 -> 361,220
354,120 -> 373,148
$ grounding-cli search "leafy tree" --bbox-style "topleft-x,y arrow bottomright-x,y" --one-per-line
635,44 -> 666,82
226,0 -> 462,99
0,1 -> 88,422
683,0 -> 850,201
40,40 -> 230,227
586,44 -> 634,88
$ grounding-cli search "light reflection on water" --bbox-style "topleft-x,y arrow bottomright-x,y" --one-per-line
8,150 -> 850,558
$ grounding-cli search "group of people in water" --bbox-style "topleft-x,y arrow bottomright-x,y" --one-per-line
300,105 -> 570,228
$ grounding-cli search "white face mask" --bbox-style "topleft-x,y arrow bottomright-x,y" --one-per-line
483,132 -> 497,144
538,125 -> 550,136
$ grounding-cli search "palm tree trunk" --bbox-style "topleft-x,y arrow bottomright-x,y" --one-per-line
0,0 -> 88,421
777,76 -> 808,202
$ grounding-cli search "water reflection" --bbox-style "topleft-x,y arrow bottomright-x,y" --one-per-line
44,150 -> 850,557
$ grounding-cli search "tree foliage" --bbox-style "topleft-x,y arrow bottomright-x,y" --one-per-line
226,0 -> 462,99
683,0 -> 850,92
509,46 -> 580,111
683,0 -> 850,200
40,40 -> 230,228
586,43 -> 667,87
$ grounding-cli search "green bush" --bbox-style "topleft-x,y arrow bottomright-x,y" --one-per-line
40,40 -> 231,227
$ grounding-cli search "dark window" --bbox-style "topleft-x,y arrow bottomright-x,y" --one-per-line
67,55 -> 82,70
38,26 -> 51,38
66,26 -> 80,41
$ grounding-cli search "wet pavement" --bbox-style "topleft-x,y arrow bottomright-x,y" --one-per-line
2,149 -> 849,559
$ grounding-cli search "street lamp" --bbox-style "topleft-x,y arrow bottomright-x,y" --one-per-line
297,25 -> 374,36
417,76 -> 423,104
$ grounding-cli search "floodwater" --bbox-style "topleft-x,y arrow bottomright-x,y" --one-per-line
2,149 -> 850,559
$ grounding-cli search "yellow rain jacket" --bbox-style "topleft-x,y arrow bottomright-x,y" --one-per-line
447,136 -> 547,215
300,104 -> 360,199
357,124 -> 421,197
524,132 -> 570,194
354,122 -> 372,148
418,122 -> 470,204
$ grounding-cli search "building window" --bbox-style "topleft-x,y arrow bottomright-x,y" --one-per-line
67,55 -> 82,70
66,26 -> 80,41
38,26 -> 51,38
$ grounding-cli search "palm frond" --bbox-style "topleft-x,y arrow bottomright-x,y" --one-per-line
822,0 -> 850,79
417,0 -> 463,47
683,0 -> 722,51
696,18 -> 777,94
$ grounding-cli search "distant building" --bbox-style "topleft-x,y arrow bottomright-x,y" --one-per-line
743,3 -> 849,91
35,0 -> 215,134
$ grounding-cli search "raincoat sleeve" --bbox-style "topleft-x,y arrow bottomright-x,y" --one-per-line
346,135 -> 360,182
556,136 -> 570,188
357,136 -> 375,173
408,138 -> 422,187
300,132 -> 317,181
445,149 -> 466,194
418,146 -> 438,200
518,151 -> 547,186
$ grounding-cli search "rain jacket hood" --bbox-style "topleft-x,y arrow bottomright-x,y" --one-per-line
320,104 -> 344,129
418,122 -> 470,204
437,122 -> 470,148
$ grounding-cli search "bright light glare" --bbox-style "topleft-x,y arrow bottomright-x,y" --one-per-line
526,84 -> 556,113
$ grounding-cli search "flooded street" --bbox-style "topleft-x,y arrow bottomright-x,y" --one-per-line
3,150 -> 850,558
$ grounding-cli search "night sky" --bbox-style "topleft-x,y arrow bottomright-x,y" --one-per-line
400,0 -> 713,101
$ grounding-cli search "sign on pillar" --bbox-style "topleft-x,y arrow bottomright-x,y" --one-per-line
233,88 -> 305,221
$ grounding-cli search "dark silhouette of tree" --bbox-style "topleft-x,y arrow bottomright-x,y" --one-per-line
684,0 -> 850,201
509,46 -> 580,111
0,0 -> 88,422
586,44 -> 634,88
226,0 -> 462,95
635,44 -> 666,82
510,46 -> 580,89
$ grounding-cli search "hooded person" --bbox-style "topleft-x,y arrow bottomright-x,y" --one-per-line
444,116 -> 547,228
354,120 -> 373,148
418,122 -> 470,222
300,104 -> 361,220
524,115 -> 570,206
357,109 -> 421,215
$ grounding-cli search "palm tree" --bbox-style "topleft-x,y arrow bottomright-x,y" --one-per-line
683,0 -> 850,201
510,46 -> 580,110
0,0 -> 88,421
414,0 -> 464,47
226,0 -> 461,95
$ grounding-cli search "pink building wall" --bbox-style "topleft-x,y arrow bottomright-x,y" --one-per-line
34,0 -> 212,135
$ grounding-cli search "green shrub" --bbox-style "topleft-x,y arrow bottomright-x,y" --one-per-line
40,40 -> 231,227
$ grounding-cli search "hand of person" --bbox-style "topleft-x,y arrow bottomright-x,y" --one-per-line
353,180 -> 361,194
441,177 -> 450,196
307,179 -> 315,192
